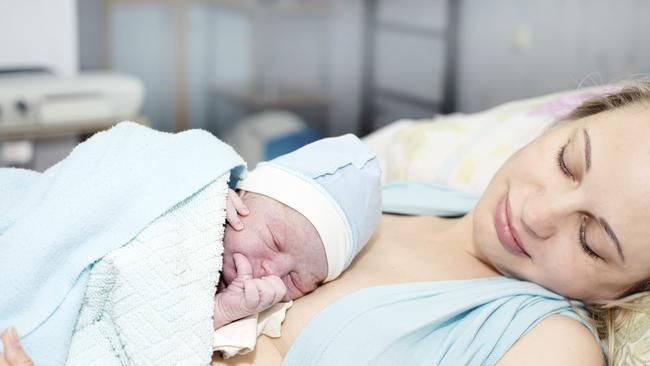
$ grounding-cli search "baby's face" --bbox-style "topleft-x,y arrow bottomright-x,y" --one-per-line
222,191 -> 328,301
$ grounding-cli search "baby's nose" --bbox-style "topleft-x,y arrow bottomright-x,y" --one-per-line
261,257 -> 293,278
258,260 -> 272,277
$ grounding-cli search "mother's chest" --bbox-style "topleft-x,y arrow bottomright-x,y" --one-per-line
275,235 -> 491,353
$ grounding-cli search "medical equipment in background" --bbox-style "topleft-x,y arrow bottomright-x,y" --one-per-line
225,110 -> 322,168
0,71 -> 146,171
0,72 -> 144,125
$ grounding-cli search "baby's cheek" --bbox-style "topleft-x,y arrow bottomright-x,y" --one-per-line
222,228 -> 234,247
280,278 -> 295,302
284,289 -> 304,302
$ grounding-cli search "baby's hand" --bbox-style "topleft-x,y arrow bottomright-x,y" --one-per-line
226,188 -> 249,231
214,253 -> 287,329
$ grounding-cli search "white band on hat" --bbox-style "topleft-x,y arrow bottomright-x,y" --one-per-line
236,164 -> 351,282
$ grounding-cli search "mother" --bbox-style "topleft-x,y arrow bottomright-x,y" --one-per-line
218,79 -> 650,365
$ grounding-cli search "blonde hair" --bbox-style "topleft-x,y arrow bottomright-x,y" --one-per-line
562,78 -> 650,365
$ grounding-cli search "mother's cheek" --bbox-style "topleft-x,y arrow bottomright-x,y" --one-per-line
536,260 -> 582,296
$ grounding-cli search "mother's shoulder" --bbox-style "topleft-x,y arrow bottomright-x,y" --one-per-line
496,315 -> 604,365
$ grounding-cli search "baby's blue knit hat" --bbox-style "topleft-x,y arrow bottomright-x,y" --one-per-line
237,134 -> 382,282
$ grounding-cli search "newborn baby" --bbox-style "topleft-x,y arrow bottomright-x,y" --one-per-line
211,134 -> 382,357
213,188 -> 327,328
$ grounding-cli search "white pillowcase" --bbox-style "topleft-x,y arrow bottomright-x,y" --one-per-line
363,85 -> 621,195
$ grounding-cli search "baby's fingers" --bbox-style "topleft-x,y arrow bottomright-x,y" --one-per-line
226,197 -> 244,231
268,276 -> 288,304
257,276 -> 287,309
233,253 -> 253,280
243,279 -> 261,309
229,189 -> 249,216
242,276 -> 287,313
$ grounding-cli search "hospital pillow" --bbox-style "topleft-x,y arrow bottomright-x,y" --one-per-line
363,83 -> 650,364
363,84 -> 621,195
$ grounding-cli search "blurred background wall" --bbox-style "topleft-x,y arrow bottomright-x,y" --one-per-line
2,0 -> 650,169
1,0 -> 78,75
76,0 -> 650,137
456,0 -> 650,112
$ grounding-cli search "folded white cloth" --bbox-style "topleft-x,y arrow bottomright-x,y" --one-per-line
67,175 -> 229,366
213,301 -> 293,358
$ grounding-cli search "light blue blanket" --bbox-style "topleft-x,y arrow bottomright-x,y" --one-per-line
382,181 -> 480,216
0,122 -> 245,365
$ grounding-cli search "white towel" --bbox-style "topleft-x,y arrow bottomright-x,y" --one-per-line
213,301 -> 293,359
67,175 -> 229,366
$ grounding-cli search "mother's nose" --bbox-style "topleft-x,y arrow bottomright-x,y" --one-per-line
520,188 -> 581,239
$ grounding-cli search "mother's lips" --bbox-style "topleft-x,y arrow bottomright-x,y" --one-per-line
505,195 -> 529,257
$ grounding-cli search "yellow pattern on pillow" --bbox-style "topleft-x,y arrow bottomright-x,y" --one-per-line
611,299 -> 650,365
363,85 -> 621,195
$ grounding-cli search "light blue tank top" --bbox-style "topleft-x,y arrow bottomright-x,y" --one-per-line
284,182 -> 601,365
283,276 -> 598,366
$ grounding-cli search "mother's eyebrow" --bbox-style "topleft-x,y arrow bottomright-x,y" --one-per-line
599,217 -> 625,263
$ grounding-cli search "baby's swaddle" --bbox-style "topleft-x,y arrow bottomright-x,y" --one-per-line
0,122 -> 245,365
66,175 -> 229,366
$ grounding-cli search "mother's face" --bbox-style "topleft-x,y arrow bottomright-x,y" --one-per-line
472,104 -> 650,302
